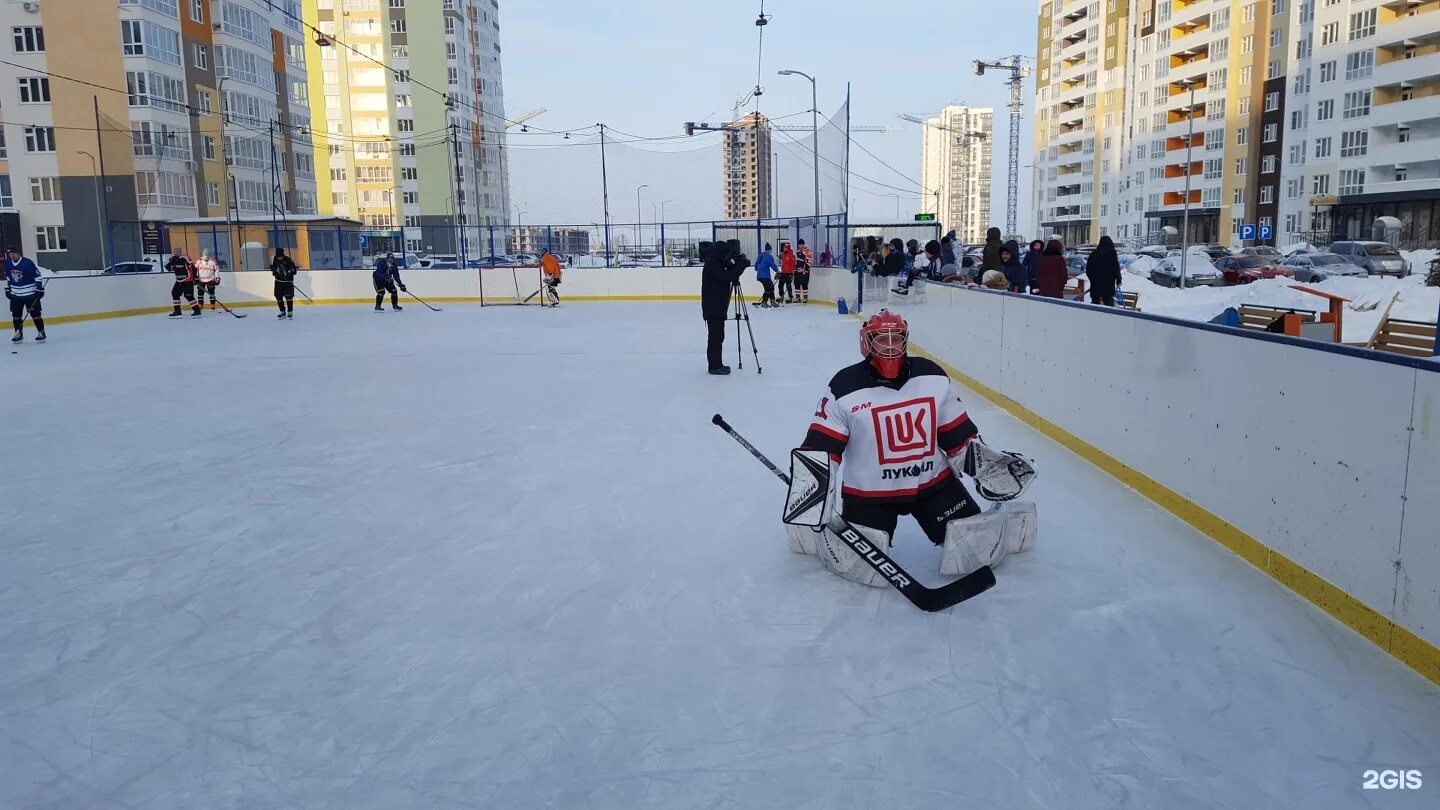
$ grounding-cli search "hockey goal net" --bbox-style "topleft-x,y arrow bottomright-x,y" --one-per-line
478,265 -> 551,307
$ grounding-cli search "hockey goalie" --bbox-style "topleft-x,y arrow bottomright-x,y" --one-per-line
783,309 -> 1038,586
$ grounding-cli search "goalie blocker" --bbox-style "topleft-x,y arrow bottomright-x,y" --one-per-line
784,310 -> 1037,588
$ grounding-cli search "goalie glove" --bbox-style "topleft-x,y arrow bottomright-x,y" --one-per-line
956,439 -> 1036,502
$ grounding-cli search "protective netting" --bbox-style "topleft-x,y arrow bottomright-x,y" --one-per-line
770,97 -> 849,220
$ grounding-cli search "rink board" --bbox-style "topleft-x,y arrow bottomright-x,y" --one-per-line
844,275 -> 1440,685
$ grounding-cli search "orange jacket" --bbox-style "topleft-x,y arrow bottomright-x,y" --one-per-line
541,253 -> 562,279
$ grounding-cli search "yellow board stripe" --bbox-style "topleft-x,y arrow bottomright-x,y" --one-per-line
907,343 -> 1440,687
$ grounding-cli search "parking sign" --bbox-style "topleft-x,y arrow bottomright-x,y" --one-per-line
1239,224 -> 1257,240
1258,225 -> 1273,240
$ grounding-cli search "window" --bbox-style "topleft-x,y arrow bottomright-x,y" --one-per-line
1213,38 -> 1229,60
399,142 -> 416,156
1263,123 -> 1278,143
1233,187 -> 1246,205
1286,178 -> 1304,198
1300,1 -> 1314,23
1268,60 -> 1281,80
1206,128 -> 1225,151
1314,137 -> 1331,158
1293,69 -> 1310,96
1239,97 -> 1251,115
1342,90 -> 1370,119
1270,28 -> 1283,48
119,0 -> 179,15
1239,66 -> 1252,85
1320,22 -> 1339,45
391,18 -> 407,33
329,168 -> 347,182
1202,187 -> 1221,207
1236,127 -> 1249,146
1204,159 -> 1223,179
23,126 -> 54,153
34,226 -> 66,252
191,0 -> 205,22
1259,185 -> 1275,204
1344,50 -> 1373,80
1395,167 -> 1408,182
12,26 -> 44,53
1288,143 -> 1306,164
207,181 -> 220,206
1291,108 -> 1308,130
193,44 -> 208,70
135,170 -> 197,208
1338,168 -> 1363,195
1339,130 -> 1367,157
0,175 -> 9,208
1242,2 -> 1255,23
1262,154 -> 1277,173
1348,9 -> 1376,40
1208,100 -> 1226,121
198,89 -> 211,115
1312,174 -> 1330,194
401,167 -> 418,181
17,76 -> 49,103
1241,35 -> 1254,54
1318,62 -> 1336,83
1316,99 -> 1334,121
1235,157 -> 1248,174
1265,92 -> 1279,112
121,20 -> 143,55
1213,6 -> 1229,30
402,191 -> 418,205
397,119 -> 415,132
203,136 -> 216,161
395,70 -> 411,84
29,177 -> 61,203
1296,36 -> 1311,61
1209,68 -> 1228,90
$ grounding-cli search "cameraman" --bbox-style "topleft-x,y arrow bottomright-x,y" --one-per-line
700,240 -> 750,375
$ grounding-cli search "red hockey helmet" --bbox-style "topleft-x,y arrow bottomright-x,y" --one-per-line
860,309 -> 908,378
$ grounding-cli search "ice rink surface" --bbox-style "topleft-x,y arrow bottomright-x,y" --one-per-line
3,302 -> 1439,809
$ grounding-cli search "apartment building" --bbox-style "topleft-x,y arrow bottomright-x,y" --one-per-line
1036,0 -> 1440,248
722,112 -> 773,220
0,0 -> 317,270
306,0 -> 510,257
919,105 -> 994,242
1277,0 -> 1440,246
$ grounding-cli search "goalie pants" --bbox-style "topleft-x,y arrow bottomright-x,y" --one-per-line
841,474 -> 981,545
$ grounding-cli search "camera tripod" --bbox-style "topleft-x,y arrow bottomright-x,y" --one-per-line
730,282 -> 762,374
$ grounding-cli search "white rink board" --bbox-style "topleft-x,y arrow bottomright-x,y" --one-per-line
858,270 -> 1437,663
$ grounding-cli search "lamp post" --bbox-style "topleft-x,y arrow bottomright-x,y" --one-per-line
635,183 -> 648,256
513,206 -> 527,254
76,150 -> 108,272
778,69 -> 820,222
1179,79 -> 1197,289
216,75 -> 236,270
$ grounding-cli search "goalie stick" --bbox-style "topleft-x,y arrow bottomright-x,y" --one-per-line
711,414 -> 995,612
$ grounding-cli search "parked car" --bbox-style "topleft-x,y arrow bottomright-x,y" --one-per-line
1149,251 -> 1224,287
472,255 -> 522,267
1279,252 -> 1366,282
101,260 -> 164,275
1135,244 -> 1171,259
1214,255 -> 1296,285
1238,246 -> 1282,257
1329,241 -> 1409,277
1197,244 -> 1235,261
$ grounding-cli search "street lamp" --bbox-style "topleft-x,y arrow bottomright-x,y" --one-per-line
216,75 -> 237,270
1178,79 -> 1197,289
513,206 -> 527,254
76,150 -> 108,272
635,183 -> 648,256
778,69 -> 820,222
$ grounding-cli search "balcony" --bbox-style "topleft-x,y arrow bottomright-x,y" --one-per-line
1170,42 -> 1211,69
1379,1 -> 1439,47
1367,88 -> 1440,126
1371,47 -> 1440,89
1061,28 -> 1089,48
1363,137 -> 1440,167
1353,176 -> 1440,196
1171,14 -> 1212,44
1062,3 -> 1089,24
1164,161 -> 1204,179
1163,190 -> 1204,206
1166,131 -> 1206,151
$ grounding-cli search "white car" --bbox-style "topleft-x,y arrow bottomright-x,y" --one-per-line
1149,251 -> 1223,287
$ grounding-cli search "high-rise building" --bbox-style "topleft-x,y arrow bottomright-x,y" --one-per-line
0,0 -> 318,271
722,113 -> 773,220
305,0 -> 509,258
919,105 -> 995,241
1034,0 -> 1439,249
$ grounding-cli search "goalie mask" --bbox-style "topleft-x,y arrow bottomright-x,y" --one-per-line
860,309 -> 909,379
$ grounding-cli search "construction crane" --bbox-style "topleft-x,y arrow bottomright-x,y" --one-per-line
505,107 -> 548,131
897,113 -> 987,238
973,57 -> 1031,236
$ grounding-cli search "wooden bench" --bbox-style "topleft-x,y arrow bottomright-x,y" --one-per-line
1238,305 -> 1319,335
1371,317 -> 1438,357
1117,290 -> 1141,311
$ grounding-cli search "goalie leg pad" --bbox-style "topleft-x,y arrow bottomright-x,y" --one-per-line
1000,500 -> 1037,554
815,522 -> 892,588
938,501 -> 1038,576
787,524 -> 821,556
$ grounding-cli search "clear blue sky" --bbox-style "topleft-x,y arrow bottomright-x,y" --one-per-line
500,1 -> 1037,231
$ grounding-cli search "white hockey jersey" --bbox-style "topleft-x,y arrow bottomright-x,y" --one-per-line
803,357 -> 979,502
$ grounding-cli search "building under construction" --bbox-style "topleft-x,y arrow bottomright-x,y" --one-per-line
722,113 -> 774,219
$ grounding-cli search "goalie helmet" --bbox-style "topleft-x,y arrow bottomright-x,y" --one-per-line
860,309 -> 908,379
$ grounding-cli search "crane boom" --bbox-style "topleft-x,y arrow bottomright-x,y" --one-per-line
505,107 -> 549,130
973,57 -> 1031,235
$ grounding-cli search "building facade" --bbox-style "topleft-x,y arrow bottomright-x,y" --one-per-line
304,0 -> 509,259
1034,0 -> 1440,250
0,0 -> 317,271
722,113 -> 773,220
510,226 -> 589,256
919,105 -> 994,241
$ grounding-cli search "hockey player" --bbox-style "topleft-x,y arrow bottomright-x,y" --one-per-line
5,246 -> 46,343
794,239 -> 813,304
166,247 -> 201,317
194,249 -> 221,310
373,252 -> 405,311
540,251 -> 562,306
783,310 -> 1036,586
777,242 -> 797,303
270,248 -> 298,319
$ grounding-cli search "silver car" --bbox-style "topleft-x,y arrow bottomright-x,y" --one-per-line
1149,252 -> 1224,287
1329,241 -> 1409,277
1280,252 -> 1366,282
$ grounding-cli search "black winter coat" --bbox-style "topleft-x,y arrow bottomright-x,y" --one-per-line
1085,249 -> 1121,293
701,245 -> 749,321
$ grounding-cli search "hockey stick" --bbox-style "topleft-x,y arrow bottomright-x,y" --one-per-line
404,289 -> 442,312
212,298 -> 248,318
294,287 -> 315,304
711,414 -> 995,612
